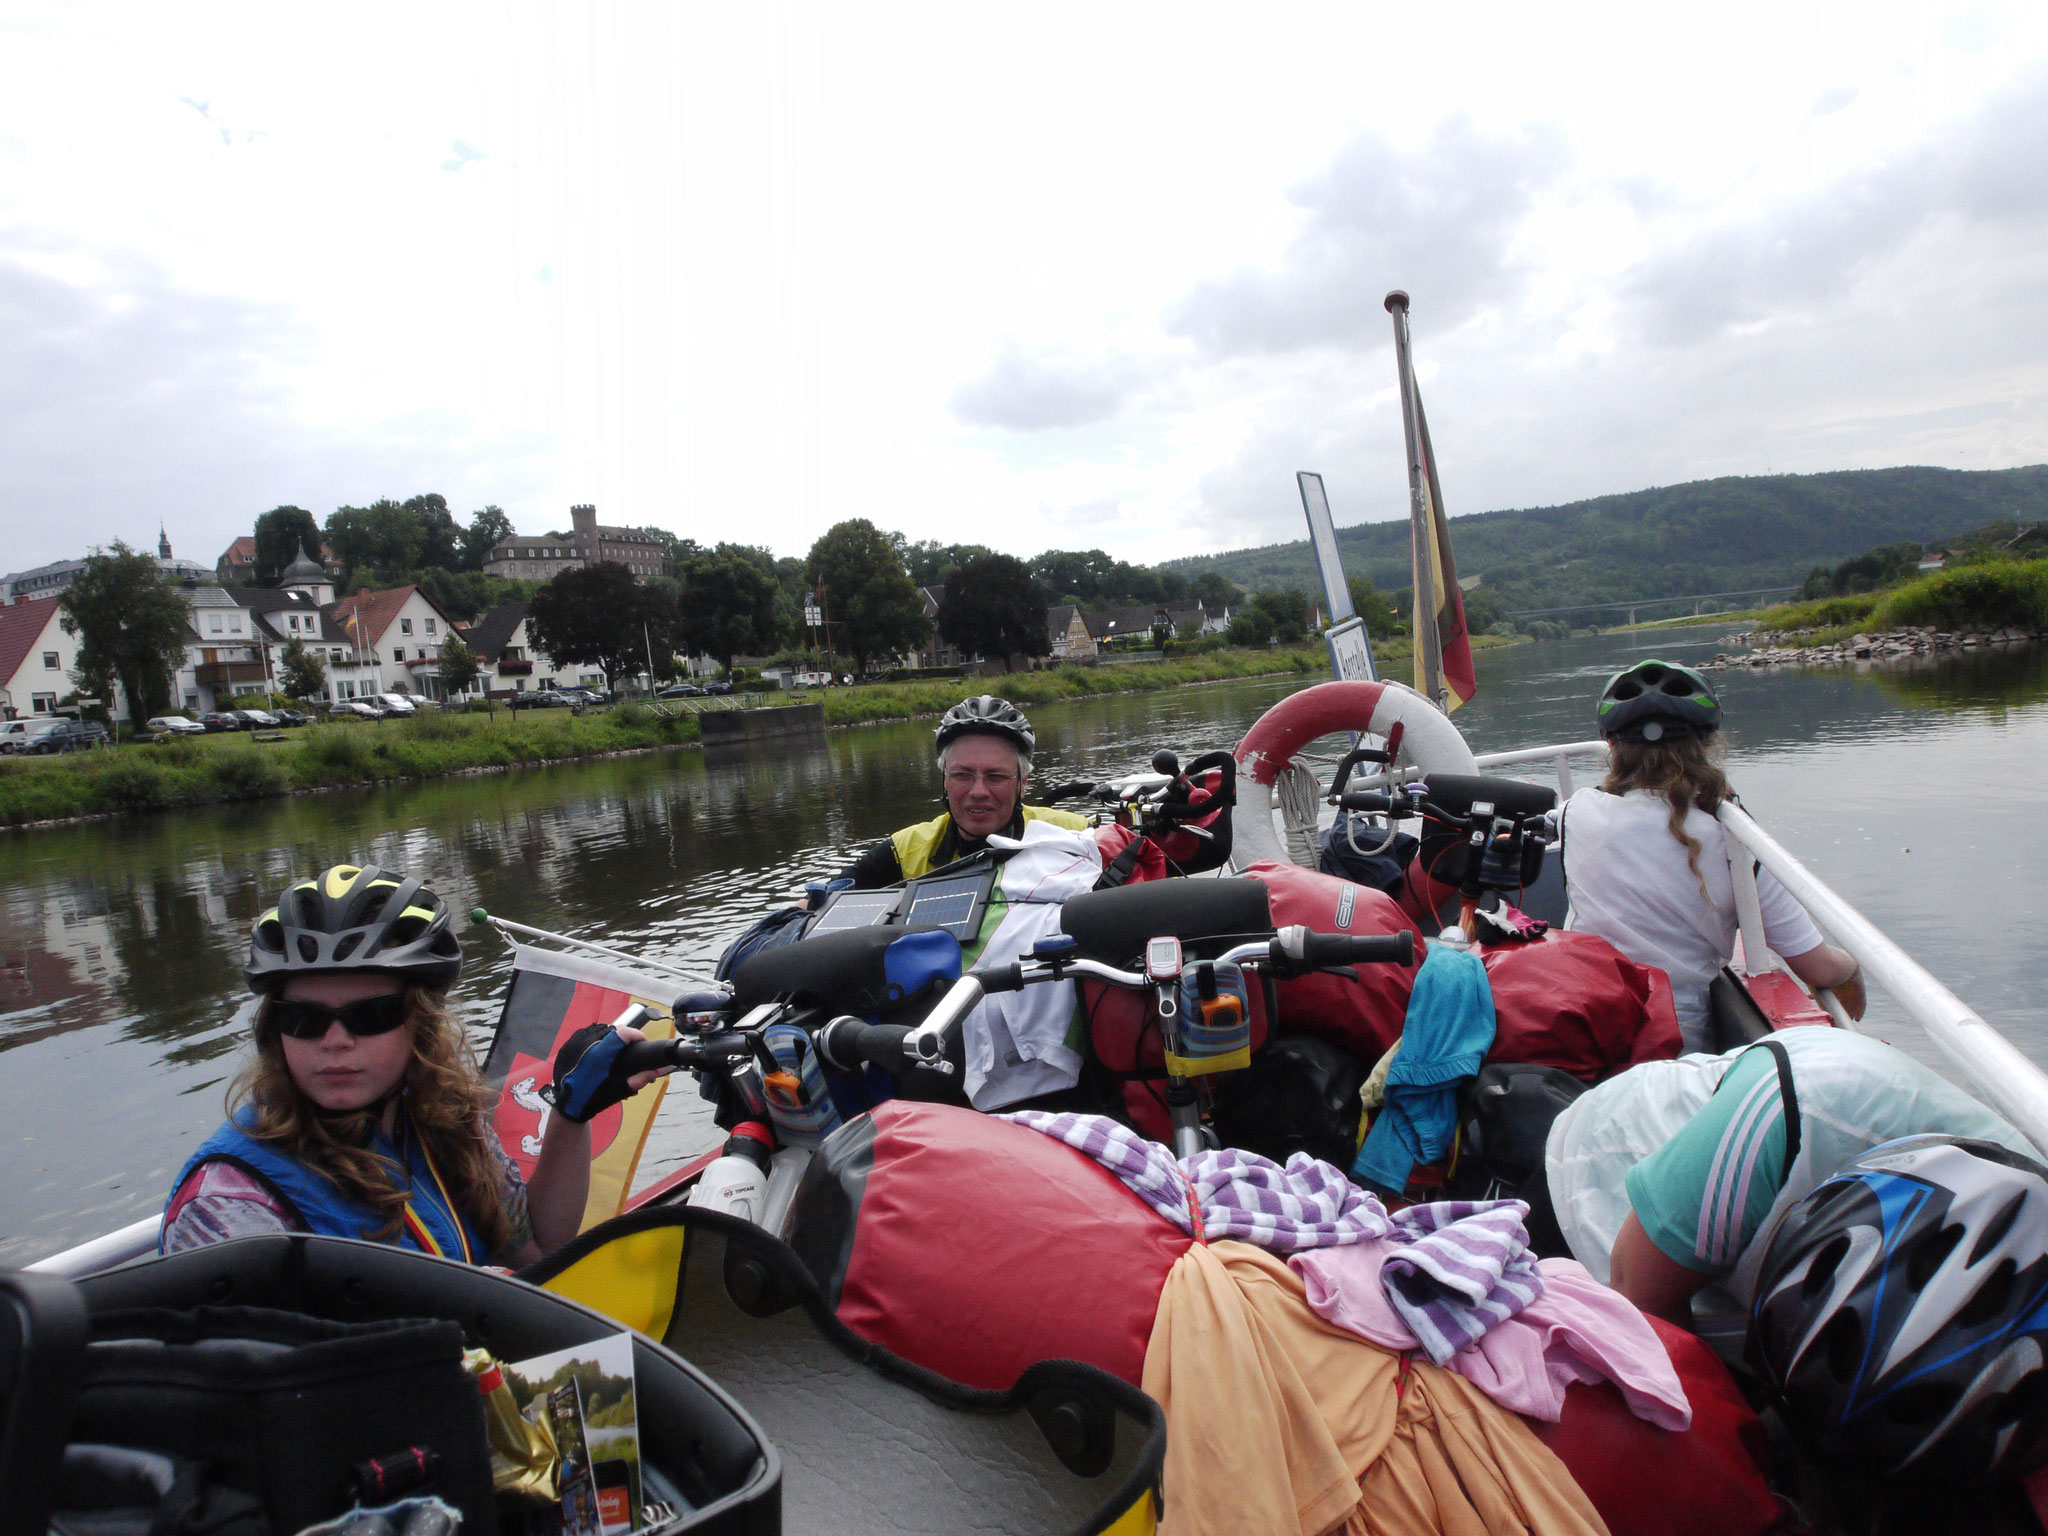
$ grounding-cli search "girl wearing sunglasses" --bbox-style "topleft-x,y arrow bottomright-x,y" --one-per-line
160,864 -> 658,1265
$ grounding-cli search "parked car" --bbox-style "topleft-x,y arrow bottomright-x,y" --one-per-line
7,719 -> 80,755
374,694 -> 418,716
230,709 -> 279,730
0,719 -> 65,754
508,690 -> 575,711
200,711 -> 242,732
145,716 -> 207,737
704,681 -> 734,695
272,709 -> 310,727
327,700 -> 380,720
70,721 -> 111,749
658,684 -> 705,699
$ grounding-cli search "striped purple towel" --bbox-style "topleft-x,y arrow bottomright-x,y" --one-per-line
1384,1200 -> 1546,1363
1001,1110 -> 1544,1357
1001,1109 -> 1391,1250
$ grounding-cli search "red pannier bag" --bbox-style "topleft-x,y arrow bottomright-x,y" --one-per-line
1529,1315 -> 1791,1536
1240,859 -> 1426,1064
1081,972 -> 1277,1142
1480,928 -> 1682,1080
785,1101 -> 1191,1390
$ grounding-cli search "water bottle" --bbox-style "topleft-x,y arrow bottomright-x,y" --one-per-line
686,1121 -> 774,1223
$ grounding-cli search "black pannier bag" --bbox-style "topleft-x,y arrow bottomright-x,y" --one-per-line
1446,1061 -> 1588,1209
1209,1035 -> 1368,1170
66,1304 -> 495,1533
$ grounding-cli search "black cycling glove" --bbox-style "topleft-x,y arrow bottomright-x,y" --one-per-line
542,1023 -> 636,1124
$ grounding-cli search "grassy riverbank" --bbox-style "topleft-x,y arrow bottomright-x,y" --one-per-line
0,638 -> 1518,829
0,705 -> 705,827
1754,557 -> 2048,644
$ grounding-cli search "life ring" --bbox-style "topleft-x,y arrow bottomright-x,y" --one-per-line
1232,680 -> 1477,867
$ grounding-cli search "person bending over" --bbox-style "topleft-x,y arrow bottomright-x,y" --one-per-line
839,696 -> 1088,888
161,863 -> 661,1265
1540,1025 -> 2034,1326
1561,658 -> 1864,1052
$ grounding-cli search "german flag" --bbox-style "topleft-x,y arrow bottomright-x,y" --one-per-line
1410,390 -> 1477,711
483,946 -> 679,1233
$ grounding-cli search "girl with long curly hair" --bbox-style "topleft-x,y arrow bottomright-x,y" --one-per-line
1561,660 -> 1864,1051
161,864 -> 660,1264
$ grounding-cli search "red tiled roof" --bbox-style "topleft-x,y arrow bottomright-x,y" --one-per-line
328,584 -> 456,647
328,585 -> 419,647
220,536 -> 257,565
0,598 -> 65,693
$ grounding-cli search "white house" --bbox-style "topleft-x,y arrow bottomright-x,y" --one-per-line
0,598 -> 87,721
461,602 -> 567,696
327,584 -> 464,702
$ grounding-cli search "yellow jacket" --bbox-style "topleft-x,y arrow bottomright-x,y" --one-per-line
890,805 -> 1090,880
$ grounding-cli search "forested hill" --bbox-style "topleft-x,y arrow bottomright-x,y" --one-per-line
1163,465 -> 2048,614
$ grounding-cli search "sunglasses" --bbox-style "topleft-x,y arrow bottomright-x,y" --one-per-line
269,993 -> 410,1041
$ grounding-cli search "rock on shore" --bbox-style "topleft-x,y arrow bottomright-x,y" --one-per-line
1703,625 -> 2044,670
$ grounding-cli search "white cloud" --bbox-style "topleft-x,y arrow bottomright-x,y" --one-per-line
0,2 -> 2044,574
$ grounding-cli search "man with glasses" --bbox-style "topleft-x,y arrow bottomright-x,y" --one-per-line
839,696 -> 1090,888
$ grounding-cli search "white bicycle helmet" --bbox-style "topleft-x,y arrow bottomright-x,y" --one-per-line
934,695 -> 1035,756
1749,1134 -> 2048,1485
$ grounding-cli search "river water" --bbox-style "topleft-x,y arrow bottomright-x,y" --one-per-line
4,628 -> 2044,1265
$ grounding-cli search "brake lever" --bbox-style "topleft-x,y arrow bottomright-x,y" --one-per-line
1315,965 -> 1360,982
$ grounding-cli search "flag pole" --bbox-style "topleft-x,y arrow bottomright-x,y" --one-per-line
1385,290 -> 1445,711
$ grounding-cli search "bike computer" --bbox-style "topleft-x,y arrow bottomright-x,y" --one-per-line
1145,936 -> 1182,981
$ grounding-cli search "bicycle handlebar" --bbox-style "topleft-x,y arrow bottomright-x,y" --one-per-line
615,1033 -> 753,1075
816,1016 -> 916,1072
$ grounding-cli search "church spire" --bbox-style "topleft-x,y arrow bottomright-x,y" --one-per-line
158,523 -> 172,561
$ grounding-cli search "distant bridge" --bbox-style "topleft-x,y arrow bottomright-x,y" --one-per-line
1504,585 -> 1801,623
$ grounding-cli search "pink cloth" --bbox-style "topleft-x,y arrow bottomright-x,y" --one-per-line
1289,1242 -> 1692,1431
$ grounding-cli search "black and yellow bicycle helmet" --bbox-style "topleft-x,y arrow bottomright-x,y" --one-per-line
246,863 -> 463,996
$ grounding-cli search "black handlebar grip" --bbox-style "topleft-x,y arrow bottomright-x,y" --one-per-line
1302,930 -> 1416,968
822,1018 -> 914,1071
1339,790 -> 1394,813
974,963 -> 1027,995
616,1038 -> 689,1074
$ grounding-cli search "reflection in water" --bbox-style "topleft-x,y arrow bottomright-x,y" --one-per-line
2,639 -> 2044,1263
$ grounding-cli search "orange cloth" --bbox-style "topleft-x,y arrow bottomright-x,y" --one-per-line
1142,1240 -> 1609,1536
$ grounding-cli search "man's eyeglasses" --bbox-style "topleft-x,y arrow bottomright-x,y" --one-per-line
268,993 -> 410,1041
944,769 -> 1017,790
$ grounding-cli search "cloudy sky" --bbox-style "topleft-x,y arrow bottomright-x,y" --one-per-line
3,2 -> 2045,574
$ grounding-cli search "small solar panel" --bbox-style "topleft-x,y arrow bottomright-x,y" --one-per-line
808,888 -> 901,936
898,868 -> 993,943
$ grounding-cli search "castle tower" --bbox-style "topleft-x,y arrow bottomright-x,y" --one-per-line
571,503 -> 597,557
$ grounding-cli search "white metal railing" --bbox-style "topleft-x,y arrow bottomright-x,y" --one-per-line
1718,801 -> 2048,1158
1341,739 -> 1611,798
27,1214 -> 160,1278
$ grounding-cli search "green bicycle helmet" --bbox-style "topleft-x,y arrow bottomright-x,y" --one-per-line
1596,659 -> 1721,743
934,695 -> 1035,756
246,863 -> 463,996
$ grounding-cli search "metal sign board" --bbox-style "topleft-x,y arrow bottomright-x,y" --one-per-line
1325,617 -> 1377,683
1297,472 -> 1355,627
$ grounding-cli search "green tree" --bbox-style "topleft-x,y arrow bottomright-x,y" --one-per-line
459,505 -> 515,571
1191,572 -> 1240,612
58,541 -> 191,727
1228,588 -> 1311,646
1029,548 -> 1121,602
1347,576 -> 1405,636
935,553 -> 1049,669
436,633 -> 482,699
253,506 -> 322,586
527,563 -> 676,692
904,540 -> 995,586
326,494 -> 462,587
806,520 -> 929,673
678,544 -> 784,670
278,636 -> 328,700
